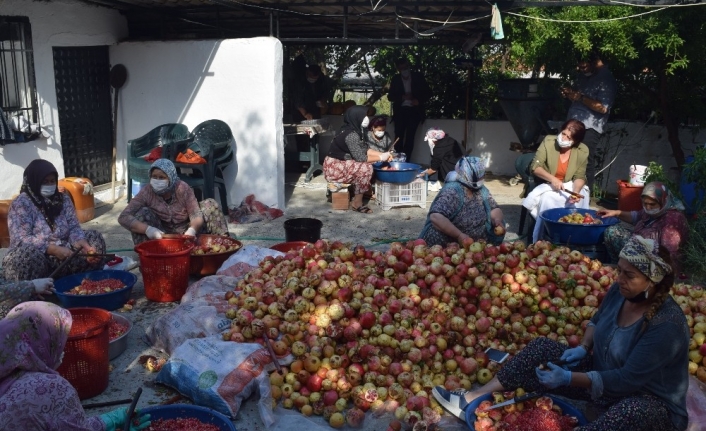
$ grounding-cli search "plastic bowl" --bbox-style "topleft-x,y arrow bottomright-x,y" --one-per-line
54,270 -> 137,311
190,234 -> 243,276
539,208 -> 619,245
108,312 -> 132,360
139,404 -> 236,431
270,241 -> 310,253
465,393 -> 588,429
373,161 -> 423,184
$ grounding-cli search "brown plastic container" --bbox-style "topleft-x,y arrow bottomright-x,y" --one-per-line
617,180 -> 644,212
0,199 -> 12,248
59,177 -> 95,223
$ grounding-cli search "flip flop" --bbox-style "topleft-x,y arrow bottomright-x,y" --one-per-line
351,205 -> 373,214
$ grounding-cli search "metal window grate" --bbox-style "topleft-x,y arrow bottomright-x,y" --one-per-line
0,16 -> 38,125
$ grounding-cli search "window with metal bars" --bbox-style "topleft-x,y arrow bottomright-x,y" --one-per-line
0,16 -> 39,143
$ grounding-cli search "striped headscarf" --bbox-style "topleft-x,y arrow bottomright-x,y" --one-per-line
454,156 -> 485,190
641,181 -> 684,218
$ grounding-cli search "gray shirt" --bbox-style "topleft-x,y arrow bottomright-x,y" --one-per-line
567,65 -> 617,134
586,284 -> 689,430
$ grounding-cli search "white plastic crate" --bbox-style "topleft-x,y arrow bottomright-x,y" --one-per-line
374,179 -> 427,211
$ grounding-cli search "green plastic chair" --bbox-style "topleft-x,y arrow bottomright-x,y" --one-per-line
126,123 -> 190,202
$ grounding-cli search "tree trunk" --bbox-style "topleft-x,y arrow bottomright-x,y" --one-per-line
659,67 -> 685,168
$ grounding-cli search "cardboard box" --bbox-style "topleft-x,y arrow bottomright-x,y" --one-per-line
332,191 -> 349,210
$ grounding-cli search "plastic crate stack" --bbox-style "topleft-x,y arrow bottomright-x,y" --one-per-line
374,179 -> 427,211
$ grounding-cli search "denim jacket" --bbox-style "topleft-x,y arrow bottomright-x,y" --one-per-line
587,283 -> 689,430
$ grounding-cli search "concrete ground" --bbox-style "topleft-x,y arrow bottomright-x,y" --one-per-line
7,169 -> 599,430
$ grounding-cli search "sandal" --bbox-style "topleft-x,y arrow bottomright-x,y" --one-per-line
351,205 -> 373,214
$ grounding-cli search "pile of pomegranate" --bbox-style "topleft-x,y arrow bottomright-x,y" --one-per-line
218,238 -> 706,429
474,390 -> 578,431
145,418 -> 221,431
192,237 -> 241,255
108,319 -> 129,341
557,213 -> 601,225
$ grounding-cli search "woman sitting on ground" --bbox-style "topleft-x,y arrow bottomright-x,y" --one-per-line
598,181 -> 689,274
433,235 -> 688,431
418,156 -> 505,247
3,160 -> 105,282
323,105 -> 392,214
118,158 -> 228,244
418,127 -> 464,191
0,302 -> 151,430
522,119 -> 590,243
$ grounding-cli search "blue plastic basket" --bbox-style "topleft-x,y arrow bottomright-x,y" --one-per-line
373,161 -> 424,184
140,404 -> 236,431
54,270 -> 137,311
539,208 -> 619,245
465,393 -> 588,429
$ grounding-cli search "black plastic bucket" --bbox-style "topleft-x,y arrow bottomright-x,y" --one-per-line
284,218 -> 323,243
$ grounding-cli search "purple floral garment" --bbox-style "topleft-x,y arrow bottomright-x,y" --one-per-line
8,193 -> 85,252
0,302 -> 105,431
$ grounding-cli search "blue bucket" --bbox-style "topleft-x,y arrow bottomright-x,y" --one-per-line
140,404 -> 236,431
54,270 -> 137,311
373,161 -> 424,184
539,208 -> 619,245
465,393 -> 588,429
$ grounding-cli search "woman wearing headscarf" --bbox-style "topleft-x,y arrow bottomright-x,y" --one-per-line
598,181 -> 689,273
118,158 -> 228,244
418,156 -> 505,247
418,127 -> 464,191
521,119 -> 590,242
2,160 -> 106,281
324,105 -> 392,213
433,235 -> 689,431
0,302 -> 151,430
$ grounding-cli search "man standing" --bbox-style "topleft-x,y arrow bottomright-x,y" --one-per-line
561,52 -> 618,193
387,58 -> 432,159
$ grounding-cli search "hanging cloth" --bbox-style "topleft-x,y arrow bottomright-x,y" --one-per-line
0,107 -> 13,144
491,4 -> 505,40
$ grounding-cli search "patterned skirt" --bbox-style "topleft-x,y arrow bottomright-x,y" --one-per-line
323,157 -> 373,195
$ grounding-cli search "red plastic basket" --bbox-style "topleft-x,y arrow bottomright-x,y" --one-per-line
57,307 -> 111,400
135,238 -> 195,302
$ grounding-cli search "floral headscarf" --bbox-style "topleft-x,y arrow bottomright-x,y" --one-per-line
424,128 -> 445,142
619,235 -> 672,283
20,159 -> 64,231
453,156 -> 485,190
0,302 -> 72,396
149,158 -> 180,196
641,181 -> 685,218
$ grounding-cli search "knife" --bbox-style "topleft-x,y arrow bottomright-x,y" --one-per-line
562,188 -> 583,200
483,391 -> 545,411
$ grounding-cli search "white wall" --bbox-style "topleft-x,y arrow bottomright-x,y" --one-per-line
0,0 -> 127,199
110,38 -> 285,209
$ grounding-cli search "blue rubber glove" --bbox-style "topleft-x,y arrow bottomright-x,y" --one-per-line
560,346 -> 588,368
99,407 -> 151,431
536,362 -> 572,389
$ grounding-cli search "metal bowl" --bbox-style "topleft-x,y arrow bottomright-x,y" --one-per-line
108,313 -> 132,360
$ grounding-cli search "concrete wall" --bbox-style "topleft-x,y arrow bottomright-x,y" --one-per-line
110,38 -> 285,209
316,116 -> 705,195
0,0 -> 127,199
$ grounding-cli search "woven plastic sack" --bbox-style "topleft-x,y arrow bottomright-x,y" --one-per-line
216,245 -> 283,277
156,337 -> 275,427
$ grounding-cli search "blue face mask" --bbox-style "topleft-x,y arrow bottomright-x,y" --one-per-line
40,185 -> 56,197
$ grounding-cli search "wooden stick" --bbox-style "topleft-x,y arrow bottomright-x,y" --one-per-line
262,336 -> 282,374
49,247 -> 82,279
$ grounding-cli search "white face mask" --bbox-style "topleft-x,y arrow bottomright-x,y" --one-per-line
361,117 -> 370,129
151,179 -> 169,192
584,72 -> 593,77
469,180 -> 484,189
557,136 -> 573,148
307,77 -> 318,84
401,69 -> 411,79
40,185 -> 56,197
374,130 -> 385,138
644,206 -> 660,216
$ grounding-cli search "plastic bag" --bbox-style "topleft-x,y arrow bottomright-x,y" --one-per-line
103,255 -> 138,271
156,337 -> 275,427
687,375 -> 706,431
217,245 -> 283,277
145,275 -> 239,354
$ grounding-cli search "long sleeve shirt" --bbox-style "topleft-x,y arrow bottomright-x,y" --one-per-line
0,280 -> 35,318
118,180 -> 203,234
586,284 -> 689,430
8,193 -> 85,253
